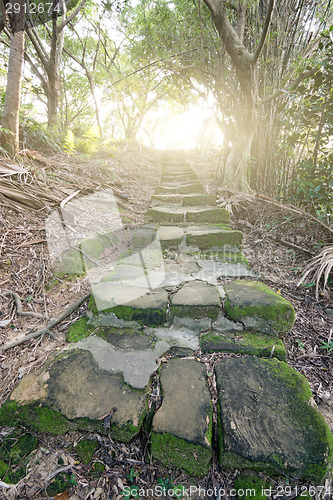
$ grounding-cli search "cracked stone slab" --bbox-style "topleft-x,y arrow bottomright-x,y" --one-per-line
161,172 -> 198,182
151,358 -> 212,476
224,280 -> 295,336
215,356 -> 333,481
201,332 -> 286,360
75,335 -> 169,389
8,350 -> 149,442
170,280 -> 221,320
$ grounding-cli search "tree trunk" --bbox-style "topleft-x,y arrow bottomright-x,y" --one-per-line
1,27 -> 25,155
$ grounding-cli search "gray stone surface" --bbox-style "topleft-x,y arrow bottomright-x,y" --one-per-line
212,313 -> 243,333
151,326 -> 200,350
157,226 -> 185,245
151,359 -> 212,475
195,260 -> 254,283
215,356 -> 333,481
172,315 -> 212,331
187,230 -> 242,248
170,280 -> 221,319
75,336 -> 169,389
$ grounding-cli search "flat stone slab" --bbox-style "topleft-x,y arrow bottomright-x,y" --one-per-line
170,280 -> 221,320
151,359 -> 212,476
157,226 -> 185,247
89,283 -> 168,326
151,326 -> 200,350
187,229 -> 242,249
201,332 -> 286,360
148,206 -> 230,224
224,281 -> 295,336
195,260 -> 254,284
151,193 -> 215,206
215,356 -> 333,481
5,350 -> 149,442
155,183 -> 204,195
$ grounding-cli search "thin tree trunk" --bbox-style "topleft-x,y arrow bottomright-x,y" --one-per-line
1,28 -> 24,155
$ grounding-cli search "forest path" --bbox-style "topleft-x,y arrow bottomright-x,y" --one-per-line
1,150 -> 333,486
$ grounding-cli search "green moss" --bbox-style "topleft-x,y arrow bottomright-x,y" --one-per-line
46,472 -> 71,496
9,434 -> 38,464
89,461 -> 105,476
66,317 -> 91,343
75,439 -> 99,464
105,304 -> 166,327
151,432 -> 211,477
0,459 -> 9,479
234,474 -> 270,499
3,467 -> 26,484
170,304 -> 220,320
187,230 -> 243,249
224,281 -> 295,335
201,332 -> 286,361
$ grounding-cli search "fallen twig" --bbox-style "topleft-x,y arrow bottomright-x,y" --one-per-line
0,293 -> 90,352
2,291 -> 44,319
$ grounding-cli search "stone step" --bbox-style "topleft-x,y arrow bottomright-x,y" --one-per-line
88,282 -> 168,326
148,206 -> 230,224
186,227 -> 242,248
151,193 -> 216,206
170,280 -> 222,320
224,280 -> 295,335
215,356 -> 333,482
201,331 -> 287,360
161,172 -> 198,182
155,182 -> 204,195
151,358 -> 212,476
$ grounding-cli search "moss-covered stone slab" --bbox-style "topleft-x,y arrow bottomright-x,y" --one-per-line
212,314 -> 243,333
157,226 -> 185,248
151,359 -> 212,476
3,350 -> 149,442
181,193 -> 215,206
89,283 -> 168,326
170,280 -> 221,320
155,183 -> 204,195
187,229 -> 242,249
151,194 -> 182,205
186,207 -> 230,224
201,332 -> 286,361
147,206 -> 185,223
224,281 -> 295,336
215,356 -> 333,481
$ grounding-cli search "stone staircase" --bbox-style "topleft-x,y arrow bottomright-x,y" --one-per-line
1,151 -> 332,482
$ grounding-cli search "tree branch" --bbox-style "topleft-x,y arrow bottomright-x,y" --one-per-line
58,0 -> 87,33
252,0 -> 275,64
261,65 -> 320,104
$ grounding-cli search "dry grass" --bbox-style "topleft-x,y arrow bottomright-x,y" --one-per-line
298,245 -> 333,299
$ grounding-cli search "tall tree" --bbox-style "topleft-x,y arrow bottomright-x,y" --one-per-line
25,0 -> 86,126
202,0 -> 331,192
0,0 -> 25,155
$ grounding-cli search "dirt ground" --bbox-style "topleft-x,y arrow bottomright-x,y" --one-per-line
0,144 -> 332,500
